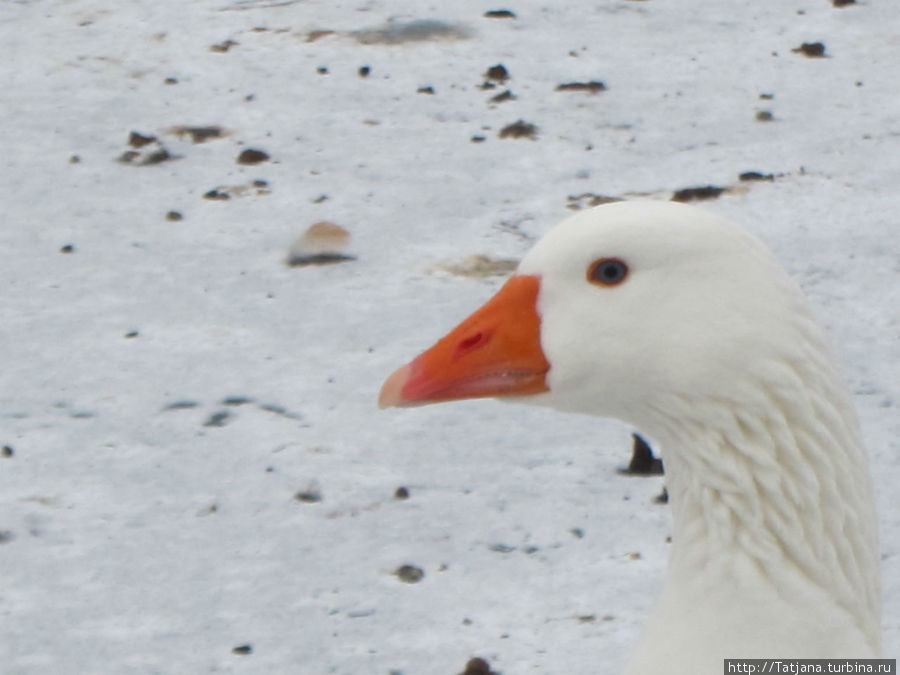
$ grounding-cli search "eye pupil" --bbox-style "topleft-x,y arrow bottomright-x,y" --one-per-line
587,258 -> 628,286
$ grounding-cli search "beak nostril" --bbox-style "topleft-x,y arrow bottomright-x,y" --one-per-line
455,331 -> 488,358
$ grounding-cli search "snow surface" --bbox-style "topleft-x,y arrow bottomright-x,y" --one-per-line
1,1 -> 898,673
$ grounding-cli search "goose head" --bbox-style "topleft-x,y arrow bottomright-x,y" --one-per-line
379,200 -> 880,664
381,200 -> 805,438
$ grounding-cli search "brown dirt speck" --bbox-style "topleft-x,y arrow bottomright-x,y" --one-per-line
128,131 -> 157,148
460,657 -> 498,675
395,565 -> 425,583
555,80 -> 607,93
739,171 -> 775,182
484,63 -> 509,83
671,185 -> 726,202
792,42 -> 826,57
169,125 -> 226,143
203,189 -> 231,201
237,148 -> 270,165
499,119 -> 537,139
489,89 -> 516,103
210,39 -> 238,53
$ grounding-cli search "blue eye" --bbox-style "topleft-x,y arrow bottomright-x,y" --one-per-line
587,258 -> 629,286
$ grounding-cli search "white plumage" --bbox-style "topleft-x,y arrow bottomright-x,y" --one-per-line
381,201 -> 880,673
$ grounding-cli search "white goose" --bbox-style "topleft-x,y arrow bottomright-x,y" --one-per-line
379,200 -> 881,673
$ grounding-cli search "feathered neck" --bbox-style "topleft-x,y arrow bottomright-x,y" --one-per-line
639,323 -> 881,660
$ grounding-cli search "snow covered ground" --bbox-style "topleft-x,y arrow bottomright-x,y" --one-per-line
1,0 -> 898,673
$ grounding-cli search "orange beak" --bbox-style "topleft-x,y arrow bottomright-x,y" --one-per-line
379,275 -> 551,408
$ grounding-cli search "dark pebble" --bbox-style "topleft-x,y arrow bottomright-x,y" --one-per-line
295,489 -> 322,503
555,81 -> 607,93
417,86 -> 435,94
124,330 -> 139,338
203,189 -> 230,201
619,433 -> 664,475
203,410 -> 232,427
484,64 -> 509,83
2,445 -> 13,458
484,9 -> 516,18
460,657 -> 496,675
394,486 -> 410,500
489,89 -> 516,103
395,565 -> 424,583
128,131 -> 157,148
738,171 -> 775,182
166,210 -> 183,221
358,65 -> 371,77
237,148 -> 270,165
210,39 -> 238,53
498,120 -> 538,139
792,42 -> 826,57
671,185 -> 726,202
60,244 -> 75,254
232,644 -> 253,655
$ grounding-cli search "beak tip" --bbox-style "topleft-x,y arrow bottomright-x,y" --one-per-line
378,364 -> 412,409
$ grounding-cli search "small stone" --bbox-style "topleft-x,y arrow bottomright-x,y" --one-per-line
128,131 -> 157,148
69,155 -> 81,164
738,171 -> 775,182
498,119 -> 538,139
619,433 -> 664,475
169,126 -> 226,143
833,0 -> 855,6
203,410 -> 231,427
316,66 -> 329,74
792,42 -> 826,58
60,244 -> 75,254
124,330 -> 139,338
417,85 -> 435,94
222,396 -> 254,406
166,210 -> 183,221
394,486 -> 410,500
203,189 -> 230,201
484,64 -> 509,83
358,65 -> 371,77
2,445 -> 13,458
164,77 -> 178,85
555,80 -> 607,93
755,110 -> 774,122
295,486 -> 323,503
210,39 -> 238,53
237,148 -> 270,165
287,222 -> 355,266
232,644 -> 253,655
489,89 -> 516,103
164,400 -> 200,410
460,657 -> 494,675
395,565 -> 424,583
470,135 -> 486,143
142,148 -> 173,165
671,185 -> 726,202
484,9 -> 516,18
